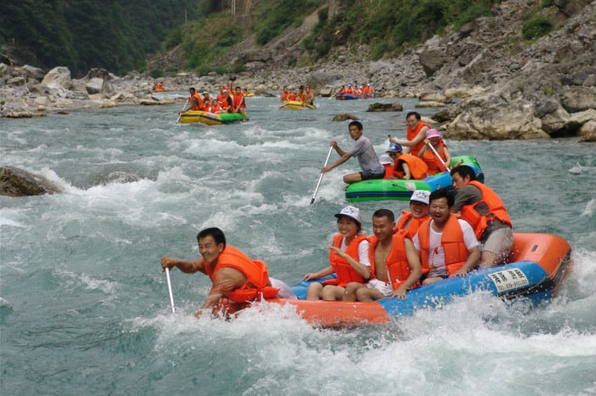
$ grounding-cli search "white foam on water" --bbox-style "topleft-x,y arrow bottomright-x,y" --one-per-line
56,269 -> 118,295
582,197 -> 596,217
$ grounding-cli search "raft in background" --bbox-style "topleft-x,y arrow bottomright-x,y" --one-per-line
218,233 -> 572,327
178,110 -> 247,125
280,100 -> 316,110
345,155 -> 483,202
335,93 -> 376,100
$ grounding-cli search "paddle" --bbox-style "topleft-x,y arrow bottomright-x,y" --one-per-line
310,145 -> 334,205
165,268 -> 176,313
176,100 -> 190,123
426,140 -> 451,172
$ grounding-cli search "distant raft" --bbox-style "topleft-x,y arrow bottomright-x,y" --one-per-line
280,100 -> 316,110
345,155 -> 483,202
335,93 -> 375,100
178,110 -> 247,125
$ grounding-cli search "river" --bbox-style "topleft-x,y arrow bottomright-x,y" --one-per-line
1,94 -> 595,395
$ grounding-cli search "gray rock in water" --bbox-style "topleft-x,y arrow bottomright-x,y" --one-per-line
0,166 -> 62,197
333,113 -> 359,122
366,102 -> 403,112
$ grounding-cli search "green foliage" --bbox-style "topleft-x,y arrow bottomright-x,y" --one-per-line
522,15 -> 554,40
0,0 -> 204,76
303,36 -> 315,51
370,42 -> 391,60
540,0 -> 554,8
542,86 -> 554,95
150,68 -> 164,78
452,3 -> 493,30
254,0 -> 323,45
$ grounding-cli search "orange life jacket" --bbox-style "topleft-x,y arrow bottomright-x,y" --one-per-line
382,164 -> 394,179
338,87 -> 346,94
324,233 -> 368,287
394,153 -> 428,180
287,92 -> 296,101
346,87 -> 353,94
217,93 -> 225,103
190,93 -> 203,111
203,245 -> 278,303
219,95 -> 230,110
422,140 -> 448,175
281,92 -> 289,101
460,180 -> 513,239
417,214 -> 469,276
396,210 -> 428,239
368,232 -> 414,290
233,92 -> 245,109
407,121 -> 430,157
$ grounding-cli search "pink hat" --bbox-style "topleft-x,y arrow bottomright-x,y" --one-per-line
426,128 -> 442,139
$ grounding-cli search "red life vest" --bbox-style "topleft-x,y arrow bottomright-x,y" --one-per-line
203,245 -> 278,303
324,233 -> 368,287
219,95 -> 230,110
287,92 -> 296,101
394,153 -> 428,180
396,210 -> 428,238
417,214 -> 469,276
233,91 -> 245,109
190,93 -> 203,111
281,91 -> 289,101
368,232 -> 413,290
346,87 -> 353,94
338,87 -> 346,94
407,121 -> 430,157
422,140 -> 448,175
460,180 -> 513,239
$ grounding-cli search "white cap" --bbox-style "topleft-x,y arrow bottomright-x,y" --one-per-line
379,153 -> 394,165
410,190 -> 430,205
334,205 -> 362,224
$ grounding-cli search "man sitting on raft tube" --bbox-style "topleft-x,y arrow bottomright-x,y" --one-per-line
343,209 -> 422,302
385,143 -> 428,180
161,227 -> 294,317
321,121 -> 385,184
304,206 -> 371,301
396,190 -> 431,238
390,111 -> 431,157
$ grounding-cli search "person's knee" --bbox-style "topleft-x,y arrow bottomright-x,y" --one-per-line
356,287 -> 370,301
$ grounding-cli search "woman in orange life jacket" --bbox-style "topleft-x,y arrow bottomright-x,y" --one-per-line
390,111 -> 430,157
345,84 -> 353,95
280,86 -> 290,102
386,143 -> 429,180
296,85 -> 306,103
217,86 -> 226,104
304,206 -> 372,301
343,209 -> 423,302
412,188 -> 481,285
161,227 -> 295,318
418,128 -> 452,175
395,190 -> 431,238
219,89 -> 233,112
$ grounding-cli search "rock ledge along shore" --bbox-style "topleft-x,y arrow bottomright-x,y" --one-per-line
1,0 -> 595,141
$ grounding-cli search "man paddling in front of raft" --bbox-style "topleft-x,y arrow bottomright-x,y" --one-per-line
161,227 -> 294,317
321,120 -> 385,184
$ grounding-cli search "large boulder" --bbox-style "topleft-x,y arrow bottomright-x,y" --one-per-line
446,100 -> 547,140
579,120 -> 596,141
366,102 -> 403,112
418,50 -> 451,77
16,65 -> 45,81
41,66 -> 73,98
333,113 -> 359,122
306,71 -> 342,90
560,87 -> 596,113
0,166 -> 62,197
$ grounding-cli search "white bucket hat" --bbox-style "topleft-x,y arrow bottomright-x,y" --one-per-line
410,190 -> 430,205
334,205 -> 362,224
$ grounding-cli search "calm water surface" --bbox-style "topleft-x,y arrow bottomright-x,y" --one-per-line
1,94 -> 595,395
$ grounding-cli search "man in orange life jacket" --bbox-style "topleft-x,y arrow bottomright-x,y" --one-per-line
450,165 -> 514,268
161,227 -> 294,317
413,188 -> 480,284
396,190 -> 430,238
187,87 -> 204,111
390,111 -> 431,157
321,121 -> 385,184
231,86 -> 246,115
343,209 -> 422,302
386,143 -> 428,180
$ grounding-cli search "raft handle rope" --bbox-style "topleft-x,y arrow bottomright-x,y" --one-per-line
310,145 -> 334,205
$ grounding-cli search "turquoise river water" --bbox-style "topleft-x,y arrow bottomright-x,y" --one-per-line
1,94 -> 595,395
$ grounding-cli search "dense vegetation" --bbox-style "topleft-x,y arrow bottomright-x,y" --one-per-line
0,0 -> 209,76
304,0 -> 502,60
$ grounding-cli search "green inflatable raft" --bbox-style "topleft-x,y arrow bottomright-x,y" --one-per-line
345,155 -> 483,202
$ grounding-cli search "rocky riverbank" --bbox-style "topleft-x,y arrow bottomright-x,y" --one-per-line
1,0 -> 595,141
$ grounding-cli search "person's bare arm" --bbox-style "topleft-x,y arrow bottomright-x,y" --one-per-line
392,238 -> 422,299
329,246 -> 371,279
451,246 -> 481,277
161,255 -> 205,274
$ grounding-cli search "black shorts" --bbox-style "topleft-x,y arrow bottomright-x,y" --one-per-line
360,169 -> 385,180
